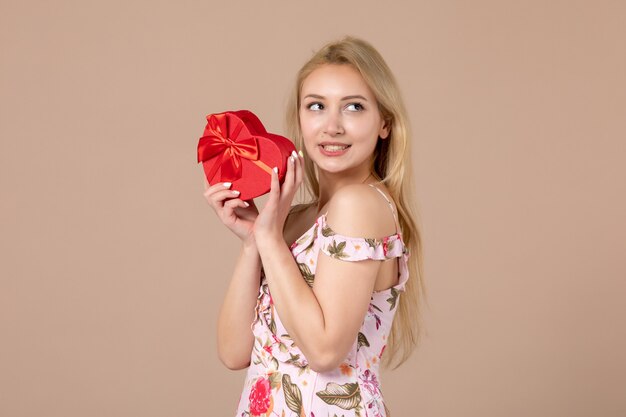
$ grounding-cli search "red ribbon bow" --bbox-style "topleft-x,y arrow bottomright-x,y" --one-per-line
197,113 -> 260,182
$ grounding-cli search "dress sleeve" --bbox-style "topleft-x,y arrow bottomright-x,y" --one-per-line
317,214 -> 406,262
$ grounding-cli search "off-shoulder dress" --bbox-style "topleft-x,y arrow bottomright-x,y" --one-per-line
235,184 -> 410,417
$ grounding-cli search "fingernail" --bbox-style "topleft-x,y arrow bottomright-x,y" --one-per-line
291,150 -> 298,158
298,150 -> 304,158
273,167 -> 278,173
289,156 -> 294,163
232,190 -> 240,196
223,182 -> 232,188
243,201 -> 249,207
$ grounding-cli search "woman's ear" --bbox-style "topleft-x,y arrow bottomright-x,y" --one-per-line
379,119 -> 390,140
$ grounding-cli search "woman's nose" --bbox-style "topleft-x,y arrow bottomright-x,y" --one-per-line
323,112 -> 344,136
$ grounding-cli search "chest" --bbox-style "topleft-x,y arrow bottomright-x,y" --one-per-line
283,205 -> 320,248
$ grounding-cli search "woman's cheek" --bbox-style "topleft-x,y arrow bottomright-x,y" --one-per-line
303,138 -> 317,158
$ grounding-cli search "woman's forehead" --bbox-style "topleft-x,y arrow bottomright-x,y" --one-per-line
301,64 -> 374,99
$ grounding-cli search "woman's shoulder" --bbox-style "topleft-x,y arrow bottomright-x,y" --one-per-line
325,182 -> 397,239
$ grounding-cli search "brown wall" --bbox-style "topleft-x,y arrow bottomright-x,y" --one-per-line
1,1 -> 625,416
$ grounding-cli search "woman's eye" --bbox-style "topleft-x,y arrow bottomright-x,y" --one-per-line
307,102 -> 324,111
346,103 -> 364,111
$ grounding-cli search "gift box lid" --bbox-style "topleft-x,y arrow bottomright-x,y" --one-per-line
197,110 -> 296,200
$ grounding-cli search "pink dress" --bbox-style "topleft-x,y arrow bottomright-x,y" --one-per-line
235,186 -> 410,417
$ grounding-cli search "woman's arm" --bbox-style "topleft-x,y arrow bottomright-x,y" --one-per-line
257,236 -> 379,372
210,187 -> 307,369
203,180 -> 261,370
215,204 -> 306,369
216,241 -> 261,370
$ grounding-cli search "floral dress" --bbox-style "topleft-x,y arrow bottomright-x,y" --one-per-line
235,188 -> 410,417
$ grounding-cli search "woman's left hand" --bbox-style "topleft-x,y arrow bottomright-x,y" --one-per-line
253,150 -> 303,243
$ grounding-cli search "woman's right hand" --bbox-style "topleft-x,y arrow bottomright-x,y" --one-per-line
203,179 -> 259,245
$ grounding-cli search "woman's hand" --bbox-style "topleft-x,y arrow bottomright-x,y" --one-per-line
254,151 -> 303,243
203,179 -> 259,246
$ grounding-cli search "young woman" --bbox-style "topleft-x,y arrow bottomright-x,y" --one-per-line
204,36 -> 425,417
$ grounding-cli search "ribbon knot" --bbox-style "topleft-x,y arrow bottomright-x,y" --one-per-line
197,113 -> 260,182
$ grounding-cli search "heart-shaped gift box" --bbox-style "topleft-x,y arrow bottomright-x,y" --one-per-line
197,110 -> 296,200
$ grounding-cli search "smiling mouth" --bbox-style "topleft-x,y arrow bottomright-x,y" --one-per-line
320,144 -> 351,152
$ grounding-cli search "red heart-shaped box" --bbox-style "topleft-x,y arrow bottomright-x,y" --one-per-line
197,110 -> 296,200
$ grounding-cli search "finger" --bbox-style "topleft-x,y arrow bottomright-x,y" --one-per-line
278,152 -> 302,208
282,153 -> 296,191
266,166 -> 280,207
284,150 -> 301,192
204,181 -> 234,199
243,198 -> 259,212
221,198 -> 252,224
204,186 -> 241,207
220,198 -> 236,222
204,187 -> 238,203
223,198 -> 249,214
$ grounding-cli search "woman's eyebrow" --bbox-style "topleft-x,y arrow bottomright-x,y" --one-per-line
342,95 -> 368,101
302,94 -> 369,101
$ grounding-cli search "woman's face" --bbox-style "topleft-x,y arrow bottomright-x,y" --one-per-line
299,64 -> 388,178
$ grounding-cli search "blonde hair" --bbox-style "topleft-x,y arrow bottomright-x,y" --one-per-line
286,36 -> 426,368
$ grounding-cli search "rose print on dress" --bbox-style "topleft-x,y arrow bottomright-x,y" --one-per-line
359,370 -> 381,397
249,377 -> 272,416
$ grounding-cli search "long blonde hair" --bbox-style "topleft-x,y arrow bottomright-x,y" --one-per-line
286,36 -> 426,368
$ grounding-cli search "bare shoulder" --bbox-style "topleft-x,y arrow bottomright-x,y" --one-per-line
326,183 -> 397,238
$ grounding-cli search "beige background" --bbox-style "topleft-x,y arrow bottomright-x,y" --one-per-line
1,1 -> 625,416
